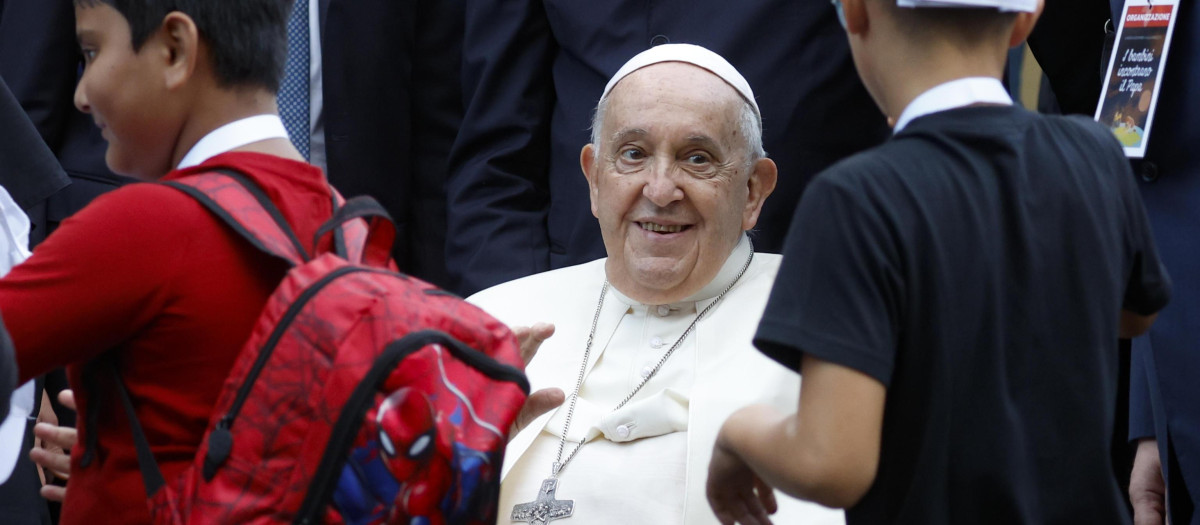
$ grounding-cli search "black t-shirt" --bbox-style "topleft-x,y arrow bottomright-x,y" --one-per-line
756,105 -> 1170,524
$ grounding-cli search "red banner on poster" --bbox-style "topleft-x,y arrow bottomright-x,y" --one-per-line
1126,5 -> 1173,27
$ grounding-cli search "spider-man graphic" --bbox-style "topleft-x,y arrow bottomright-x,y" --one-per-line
332,384 -> 498,525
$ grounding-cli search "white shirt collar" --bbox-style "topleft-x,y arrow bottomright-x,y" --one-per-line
176,114 -> 290,169
610,233 -> 753,308
893,77 -> 1012,133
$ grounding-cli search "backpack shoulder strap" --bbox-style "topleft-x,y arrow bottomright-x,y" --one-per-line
163,168 -> 309,266
329,189 -> 371,264
318,194 -> 395,268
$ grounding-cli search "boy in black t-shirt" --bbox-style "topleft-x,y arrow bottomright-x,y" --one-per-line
705,0 -> 1171,523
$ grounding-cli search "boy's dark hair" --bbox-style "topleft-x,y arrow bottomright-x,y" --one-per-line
76,0 -> 292,93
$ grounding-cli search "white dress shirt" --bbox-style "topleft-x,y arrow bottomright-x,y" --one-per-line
307,0 -> 327,173
176,115 -> 291,170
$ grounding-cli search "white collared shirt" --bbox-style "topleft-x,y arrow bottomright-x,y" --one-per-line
893,76 -> 1013,133
176,115 -> 291,170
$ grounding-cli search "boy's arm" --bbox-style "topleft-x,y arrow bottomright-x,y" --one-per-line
708,355 -> 885,521
1120,310 -> 1157,339
0,185 -> 196,383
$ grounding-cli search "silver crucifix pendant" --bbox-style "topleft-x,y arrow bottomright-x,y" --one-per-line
511,478 -> 574,524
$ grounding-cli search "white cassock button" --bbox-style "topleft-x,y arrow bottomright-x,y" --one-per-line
649,336 -> 664,349
656,305 -> 670,317
616,424 -> 631,439
640,366 -> 654,379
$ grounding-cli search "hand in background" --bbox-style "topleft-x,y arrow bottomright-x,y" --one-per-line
30,389 -> 75,502
1130,438 -> 1166,525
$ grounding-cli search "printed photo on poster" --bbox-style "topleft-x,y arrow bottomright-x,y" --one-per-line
1095,0 -> 1179,158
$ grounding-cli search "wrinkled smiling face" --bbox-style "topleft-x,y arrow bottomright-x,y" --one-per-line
583,62 -> 771,304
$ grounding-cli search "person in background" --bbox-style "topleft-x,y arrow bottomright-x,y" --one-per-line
469,44 -> 842,525
446,0 -> 890,296
287,0 -> 461,289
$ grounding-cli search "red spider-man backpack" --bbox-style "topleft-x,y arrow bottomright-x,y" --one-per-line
93,169 -> 529,524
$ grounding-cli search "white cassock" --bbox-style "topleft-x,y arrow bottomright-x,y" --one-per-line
0,185 -> 32,485
468,235 -> 844,524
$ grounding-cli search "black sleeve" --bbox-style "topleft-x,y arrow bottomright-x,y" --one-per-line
755,168 -> 903,387
0,77 -> 69,212
0,1 -> 73,211
1025,0 -> 1111,115
1117,156 -> 1171,316
445,0 -> 557,295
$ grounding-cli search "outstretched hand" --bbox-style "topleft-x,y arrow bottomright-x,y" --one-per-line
707,423 -> 777,525
30,389 -> 77,503
509,323 -> 565,440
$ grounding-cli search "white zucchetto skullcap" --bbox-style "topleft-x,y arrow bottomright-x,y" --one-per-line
896,0 -> 1037,12
600,43 -> 760,121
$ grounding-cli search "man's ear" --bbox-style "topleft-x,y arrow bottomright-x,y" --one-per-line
580,144 -> 601,219
159,12 -> 201,91
843,0 -> 870,36
1009,0 -> 1044,48
742,157 -> 777,231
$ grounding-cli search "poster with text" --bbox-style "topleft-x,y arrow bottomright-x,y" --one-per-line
1095,0 -> 1179,158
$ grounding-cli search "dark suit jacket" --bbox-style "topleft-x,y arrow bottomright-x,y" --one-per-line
320,0 -> 461,290
1034,4 -> 1199,520
446,0 -> 890,295
0,0 -> 132,248
1113,0 -> 1200,521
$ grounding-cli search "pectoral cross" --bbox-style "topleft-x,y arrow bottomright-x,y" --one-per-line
511,478 -> 574,524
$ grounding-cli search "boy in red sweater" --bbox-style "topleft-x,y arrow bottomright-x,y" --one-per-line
9,1 -> 336,523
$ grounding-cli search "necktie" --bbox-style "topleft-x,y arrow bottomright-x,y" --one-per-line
279,0 -> 311,160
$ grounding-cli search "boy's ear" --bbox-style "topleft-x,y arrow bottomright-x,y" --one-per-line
843,0 -> 870,36
1009,0 -> 1044,47
159,12 -> 201,90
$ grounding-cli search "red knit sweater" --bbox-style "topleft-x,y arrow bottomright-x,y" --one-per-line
1,153 -> 333,524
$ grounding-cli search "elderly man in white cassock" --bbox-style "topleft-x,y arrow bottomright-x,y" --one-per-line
467,44 -> 843,525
